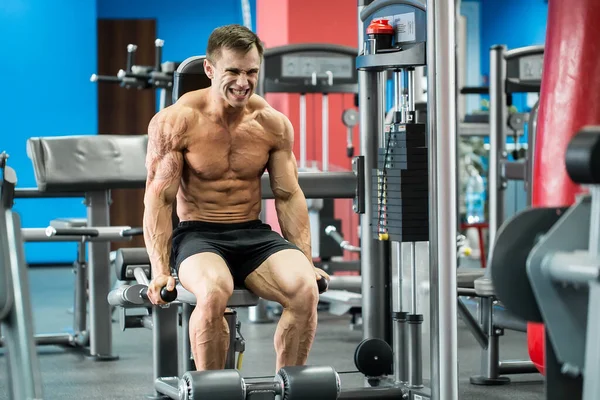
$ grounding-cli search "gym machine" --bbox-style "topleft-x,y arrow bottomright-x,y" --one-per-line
21,134 -> 149,360
0,152 -> 44,400
91,38 -> 181,110
258,43 -> 359,269
460,45 -> 545,385
490,126 -> 600,400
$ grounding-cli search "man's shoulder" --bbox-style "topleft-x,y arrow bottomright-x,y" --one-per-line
250,95 -> 289,132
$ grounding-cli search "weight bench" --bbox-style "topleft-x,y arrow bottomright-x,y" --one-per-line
23,133 -> 148,360
456,265 -> 538,384
110,247 -> 260,389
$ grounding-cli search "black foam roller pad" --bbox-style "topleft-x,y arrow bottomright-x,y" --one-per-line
565,127 -> 600,184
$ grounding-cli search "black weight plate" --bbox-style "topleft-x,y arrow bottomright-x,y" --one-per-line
490,206 -> 567,323
354,338 -> 393,377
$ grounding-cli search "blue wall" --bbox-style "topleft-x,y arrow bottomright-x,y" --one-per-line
480,0 -> 548,112
0,0 -> 97,264
97,0 -> 257,63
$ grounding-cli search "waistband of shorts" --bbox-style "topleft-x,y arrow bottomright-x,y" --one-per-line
176,219 -> 264,231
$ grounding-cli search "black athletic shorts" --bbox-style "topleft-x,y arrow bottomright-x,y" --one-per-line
170,220 -> 301,287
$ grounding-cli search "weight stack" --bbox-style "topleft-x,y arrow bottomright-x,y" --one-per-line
372,120 -> 429,242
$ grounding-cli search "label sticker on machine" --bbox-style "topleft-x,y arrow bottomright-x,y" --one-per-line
379,12 -> 416,43
281,55 -> 353,79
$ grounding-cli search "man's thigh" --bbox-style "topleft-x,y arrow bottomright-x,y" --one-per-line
243,249 -> 314,306
178,252 -> 234,298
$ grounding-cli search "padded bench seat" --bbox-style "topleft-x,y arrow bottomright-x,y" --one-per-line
115,247 -> 259,308
50,218 -> 87,229
457,267 -> 486,289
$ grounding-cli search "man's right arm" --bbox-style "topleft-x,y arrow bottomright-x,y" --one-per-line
143,109 -> 187,280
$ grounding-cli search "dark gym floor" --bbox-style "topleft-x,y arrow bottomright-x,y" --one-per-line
0,267 -> 545,400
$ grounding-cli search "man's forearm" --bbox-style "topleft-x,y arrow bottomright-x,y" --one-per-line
143,196 -> 174,277
275,191 -> 312,262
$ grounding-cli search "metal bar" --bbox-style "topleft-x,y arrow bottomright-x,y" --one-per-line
457,298 -> 487,349
1,211 -> 44,399
22,226 -> 134,242
260,172 -> 356,199
224,311 -> 237,369
181,303 -> 195,373
427,0 -> 459,398
153,306 -> 179,397
501,159 -> 526,181
154,377 -> 180,399
394,312 -> 409,383
589,187 -> 600,255
546,251 -> 600,284
14,188 -> 85,198
338,386 -> 406,399
489,45 -> 507,246
583,283 -> 600,400
411,242 -> 417,314
322,94 -> 329,171
74,242 -> 87,335
394,70 -> 402,112
480,297 -> 500,379
359,69 -> 384,341
86,191 -> 115,359
300,94 -> 307,169
328,275 -> 361,292
408,315 -> 424,388
526,100 -> 540,206
407,68 -> 415,112
498,360 -> 538,375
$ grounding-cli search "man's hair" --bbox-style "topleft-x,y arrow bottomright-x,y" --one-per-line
206,24 -> 264,64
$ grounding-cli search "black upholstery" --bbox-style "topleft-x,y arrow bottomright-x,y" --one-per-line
26,135 -> 148,192
566,126 -> 600,184
172,56 -> 211,103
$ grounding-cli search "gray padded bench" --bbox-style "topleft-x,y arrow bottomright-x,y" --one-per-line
457,267 -> 486,289
26,134 -> 149,360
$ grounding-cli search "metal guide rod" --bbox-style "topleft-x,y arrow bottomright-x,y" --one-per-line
323,93 -> 329,171
426,0 -> 459,399
300,94 -> 307,169
489,45 -> 507,246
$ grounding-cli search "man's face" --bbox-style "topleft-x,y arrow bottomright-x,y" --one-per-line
205,46 -> 261,109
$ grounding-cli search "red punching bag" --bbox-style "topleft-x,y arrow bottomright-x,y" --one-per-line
529,0 -> 600,375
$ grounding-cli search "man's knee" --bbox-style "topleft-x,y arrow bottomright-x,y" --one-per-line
287,274 -> 319,314
179,254 -> 234,320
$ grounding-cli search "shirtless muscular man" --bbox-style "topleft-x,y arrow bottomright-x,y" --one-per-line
142,24 -> 330,373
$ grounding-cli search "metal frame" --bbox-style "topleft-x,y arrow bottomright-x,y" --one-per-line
0,162 -> 44,400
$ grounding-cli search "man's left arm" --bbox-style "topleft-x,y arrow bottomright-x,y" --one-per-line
266,114 -> 329,281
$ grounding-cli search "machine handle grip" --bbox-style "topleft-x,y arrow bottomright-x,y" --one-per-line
140,286 -> 178,303
121,227 -> 144,237
317,275 -> 329,294
90,74 -> 121,84
126,44 -> 137,73
154,39 -> 164,72
45,227 -> 99,237
347,146 -> 354,158
325,225 -> 345,245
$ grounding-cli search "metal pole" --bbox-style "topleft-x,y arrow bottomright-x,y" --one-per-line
322,93 -> 329,171
358,71 -> 385,341
300,94 -> 307,169
426,0 -> 459,399
489,45 -> 507,246
86,190 -> 117,360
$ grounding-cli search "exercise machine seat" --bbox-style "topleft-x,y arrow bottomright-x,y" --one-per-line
456,267 -> 485,289
172,56 -> 211,103
26,135 -> 148,192
115,247 -> 259,308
